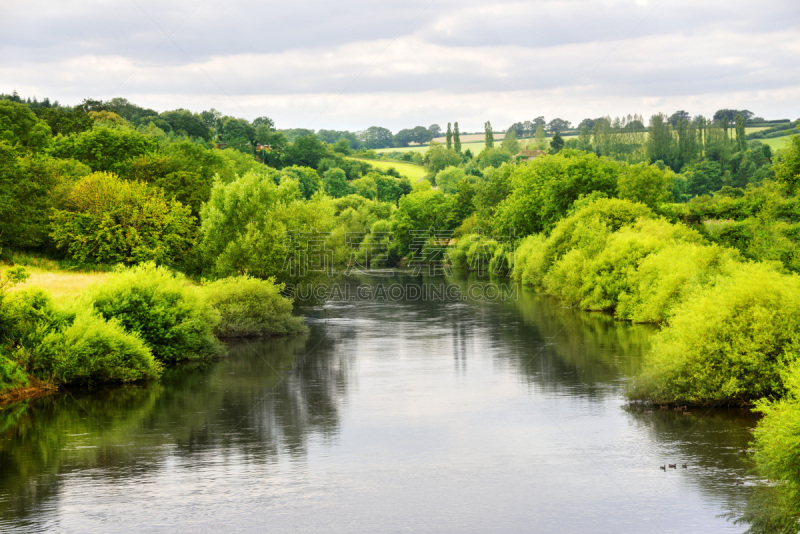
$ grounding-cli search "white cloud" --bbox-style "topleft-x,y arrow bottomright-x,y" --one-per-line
1,0 -> 799,130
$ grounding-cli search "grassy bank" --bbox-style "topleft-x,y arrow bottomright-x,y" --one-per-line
0,262 -> 307,406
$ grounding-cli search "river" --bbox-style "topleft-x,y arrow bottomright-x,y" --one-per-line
0,272 -> 758,532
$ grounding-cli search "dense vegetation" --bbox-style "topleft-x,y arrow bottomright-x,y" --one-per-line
2,91 -> 800,530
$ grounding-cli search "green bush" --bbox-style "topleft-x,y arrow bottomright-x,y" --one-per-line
628,263 -> 800,406
49,171 -> 196,266
35,310 -> 160,385
751,361 -> 800,528
0,353 -> 27,389
202,276 -> 307,338
89,263 -> 223,363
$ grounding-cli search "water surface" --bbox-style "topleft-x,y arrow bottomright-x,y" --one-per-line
0,273 -> 758,532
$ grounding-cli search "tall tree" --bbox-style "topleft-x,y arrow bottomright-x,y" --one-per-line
735,114 -> 747,151
446,122 -> 452,150
485,121 -> 494,148
646,113 -> 679,170
535,123 -> 546,150
453,122 -> 461,153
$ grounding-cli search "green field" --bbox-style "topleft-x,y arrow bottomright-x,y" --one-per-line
759,136 -> 792,151
350,158 -> 428,181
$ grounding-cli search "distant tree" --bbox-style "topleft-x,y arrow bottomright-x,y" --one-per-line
535,123 -> 546,150
508,122 -> 526,138
411,125 -> 433,145
578,118 -> 595,130
531,116 -> 546,130
160,109 -> 211,140
323,168 -> 353,198
686,161 -> 724,196
501,130 -> 519,155
252,116 -> 275,129
446,122 -> 453,150
429,124 -> 442,138
668,110 -> 691,127
735,114 -> 747,151
218,116 -> 255,151
549,132 -> 564,154
426,143 -> 461,176
577,125 -> 592,152
453,122 -> 461,153
360,126 -> 394,149
646,113 -> 679,171
547,118 -> 571,133
484,121 -> 494,148
282,134 -> 331,168
333,138 -> 352,155
394,128 -> 415,147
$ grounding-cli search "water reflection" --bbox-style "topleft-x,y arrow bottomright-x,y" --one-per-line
0,272 -> 759,532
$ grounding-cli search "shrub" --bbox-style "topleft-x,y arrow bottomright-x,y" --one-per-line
628,263 -> 800,405
202,276 -> 307,338
35,310 -> 160,385
49,171 -> 196,266
89,263 -> 223,363
0,353 -> 27,389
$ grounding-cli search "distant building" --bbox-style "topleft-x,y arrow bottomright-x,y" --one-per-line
514,149 -> 546,162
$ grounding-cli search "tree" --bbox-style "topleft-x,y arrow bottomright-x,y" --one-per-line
501,130 -> 519,155
425,143 -> 462,176
549,132 -> 564,154
446,123 -> 452,150
428,124 -> 442,138
617,162 -> 674,207
735,114 -> 747,151
218,116 -> 256,151
484,121 -> 494,149
453,122 -> 461,153
547,118 -> 571,133
434,166 -> 467,194
323,168 -> 353,198
252,116 -> 275,130
0,100 -> 52,153
360,126 -> 394,149
282,134 -> 331,169
646,113 -> 679,171
531,116 -> 546,130
535,123 -> 546,150
50,127 -> 156,173
50,172 -> 196,266
333,138 -> 352,155
668,110 -> 691,127
160,109 -> 211,140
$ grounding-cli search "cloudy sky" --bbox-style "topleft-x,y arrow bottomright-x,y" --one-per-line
1,0 -> 799,132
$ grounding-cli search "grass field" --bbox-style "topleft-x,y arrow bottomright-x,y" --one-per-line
3,265 -> 107,305
759,136 -> 792,151
350,158 -> 428,180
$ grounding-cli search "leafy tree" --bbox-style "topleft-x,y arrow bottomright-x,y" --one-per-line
425,143 -> 462,177
735,114 -> 747,151
478,147 -> 512,169
34,106 -> 93,136
252,116 -> 275,130
333,138 -> 352,155
453,122 -> 461,153
160,109 -> 211,140
549,132 -> 564,154
0,100 -> 52,153
547,118 -> 571,133
50,127 -> 156,173
323,168 -> 353,198
359,126 -> 394,149
646,113 -> 679,170
774,127 -> 800,191
281,165 -> 322,199
217,116 -> 255,151
493,151 -> 621,236
617,162 -> 674,208
685,160 -> 724,197
198,171 -> 336,282
535,123 -> 546,150
668,110 -> 691,127
501,130 -> 519,155
428,124 -> 442,138
484,121 -> 494,148
435,166 -> 467,194
50,172 -> 196,266
446,122 -> 452,150
282,134 -> 331,168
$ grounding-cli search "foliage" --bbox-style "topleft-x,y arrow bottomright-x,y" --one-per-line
494,151 -> 622,237
35,309 -> 160,385
434,166 -> 467,194
202,276 -> 307,337
629,263 -> 800,405
89,263 -> 223,363
0,100 -> 51,153
198,170 -> 337,282
323,167 -> 353,198
50,126 -> 156,173
617,162 -> 674,208
49,172 -> 196,266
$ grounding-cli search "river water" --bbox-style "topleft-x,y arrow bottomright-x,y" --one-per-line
0,273 -> 759,532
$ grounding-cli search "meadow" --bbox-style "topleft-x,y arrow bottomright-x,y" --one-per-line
349,157 -> 428,180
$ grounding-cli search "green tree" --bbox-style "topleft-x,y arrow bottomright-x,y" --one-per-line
446,122 -> 452,150
617,162 -> 674,208
454,122 -> 461,153
549,132 -> 564,154
50,127 -> 156,173
646,113 -> 679,170
501,130 -> 519,155
434,166 -> 467,194
0,100 -> 52,153
50,172 -> 196,265
425,143 -> 462,177
484,121 -> 494,149
535,123 -> 546,150
159,109 -> 210,140
282,134 -> 331,168
323,168 -> 353,198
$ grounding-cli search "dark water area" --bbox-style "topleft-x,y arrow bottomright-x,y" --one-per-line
0,273 -> 760,532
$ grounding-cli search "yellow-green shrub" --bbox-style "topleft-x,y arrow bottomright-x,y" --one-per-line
89,263 -> 223,363
202,276 -> 307,338
629,263 -> 800,405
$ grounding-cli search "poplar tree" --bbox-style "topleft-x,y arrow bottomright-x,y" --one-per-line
535,123 -> 546,150
485,121 -> 494,148
454,122 -> 461,153
735,114 -> 747,151
446,122 -> 452,150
